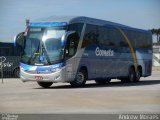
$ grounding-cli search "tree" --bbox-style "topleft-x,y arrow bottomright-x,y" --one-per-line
150,28 -> 160,43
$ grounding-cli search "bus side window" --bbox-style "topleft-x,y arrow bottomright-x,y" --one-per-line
82,24 -> 99,48
108,27 -> 129,48
68,23 -> 83,37
99,27 -> 113,47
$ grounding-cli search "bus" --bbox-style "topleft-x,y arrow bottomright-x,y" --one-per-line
0,42 -> 21,77
14,16 -> 152,88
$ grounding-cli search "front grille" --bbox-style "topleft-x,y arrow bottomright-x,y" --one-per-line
25,70 -> 52,74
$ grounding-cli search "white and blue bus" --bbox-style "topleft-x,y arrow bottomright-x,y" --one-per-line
15,16 -> 152,88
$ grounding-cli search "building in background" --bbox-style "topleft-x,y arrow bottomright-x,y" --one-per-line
153,44 -> 160,66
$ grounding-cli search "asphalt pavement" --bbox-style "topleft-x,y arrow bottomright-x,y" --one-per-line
0,71 -> 160,114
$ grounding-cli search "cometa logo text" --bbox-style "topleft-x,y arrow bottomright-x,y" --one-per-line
95,47 -> 114,57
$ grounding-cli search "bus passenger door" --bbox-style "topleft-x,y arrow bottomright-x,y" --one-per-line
64,31 -> 80,81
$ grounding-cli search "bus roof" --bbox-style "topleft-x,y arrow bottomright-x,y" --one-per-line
32,16 -> 149,33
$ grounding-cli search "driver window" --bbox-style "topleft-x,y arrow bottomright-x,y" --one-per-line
66,33 -> 79,58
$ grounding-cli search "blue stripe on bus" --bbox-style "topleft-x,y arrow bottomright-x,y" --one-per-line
29,22 -> 67,27
20,62 -> 64,71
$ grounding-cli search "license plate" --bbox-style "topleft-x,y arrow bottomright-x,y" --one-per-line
35,76 -> 43,80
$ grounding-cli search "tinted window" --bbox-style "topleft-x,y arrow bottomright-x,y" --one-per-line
81,24 -> 99,48
134,32 -> 152,49
123,30 -> 135,48
98,26 -> 109,46
123,30 -> 152,49
108,27 -> 128,47
82,25 -> 128,48
68,23 -> 83,36
96,26 -> 128,47
145,34 -> 152,49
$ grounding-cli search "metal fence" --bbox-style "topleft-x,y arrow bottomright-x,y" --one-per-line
0,56 -> 20,78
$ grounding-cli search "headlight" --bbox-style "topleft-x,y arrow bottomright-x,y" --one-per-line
51,67 -> 62,73
20,66 -> 25,71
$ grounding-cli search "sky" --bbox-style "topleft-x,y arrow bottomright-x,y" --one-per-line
0,0 -> 160,42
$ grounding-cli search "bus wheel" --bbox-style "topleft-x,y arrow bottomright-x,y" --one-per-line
135,68 -> 141,82
95,79 -> 111,85
14,68 -> 20,78
70,69 -> 87,87
37,82 -> 53,88
128,67 -> 136,83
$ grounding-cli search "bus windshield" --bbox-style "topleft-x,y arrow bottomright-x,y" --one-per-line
21,27 -> 66,65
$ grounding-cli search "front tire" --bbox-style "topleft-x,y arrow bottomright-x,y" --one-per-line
37,82 -> 53,88
70,70 -> 87,87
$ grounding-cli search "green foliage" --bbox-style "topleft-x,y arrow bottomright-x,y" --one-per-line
150,28 -> 160,43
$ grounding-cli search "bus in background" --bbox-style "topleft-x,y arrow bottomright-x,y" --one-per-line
0,42 -> 21,78
15,16 -> 152,88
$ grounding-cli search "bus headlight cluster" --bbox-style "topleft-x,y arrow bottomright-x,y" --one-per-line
20,66 -> 25,71
51,67 -> 61,73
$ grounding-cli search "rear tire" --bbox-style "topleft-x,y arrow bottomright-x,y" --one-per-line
135,68 -> 141,82
70,69 -> 87,87
95,79 -> 111,85
128,67 -> 136,83
37,82 -> 53,88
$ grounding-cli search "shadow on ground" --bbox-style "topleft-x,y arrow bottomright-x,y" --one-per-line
35,79 -> 160,89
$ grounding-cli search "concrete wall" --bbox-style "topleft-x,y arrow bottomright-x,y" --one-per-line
153,46 -> 160,67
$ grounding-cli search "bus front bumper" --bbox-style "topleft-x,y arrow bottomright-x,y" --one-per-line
20,68 -> 68,83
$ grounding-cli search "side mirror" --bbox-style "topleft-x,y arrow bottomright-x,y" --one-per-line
14,32 -> 25,55
14,32 -> 25,47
